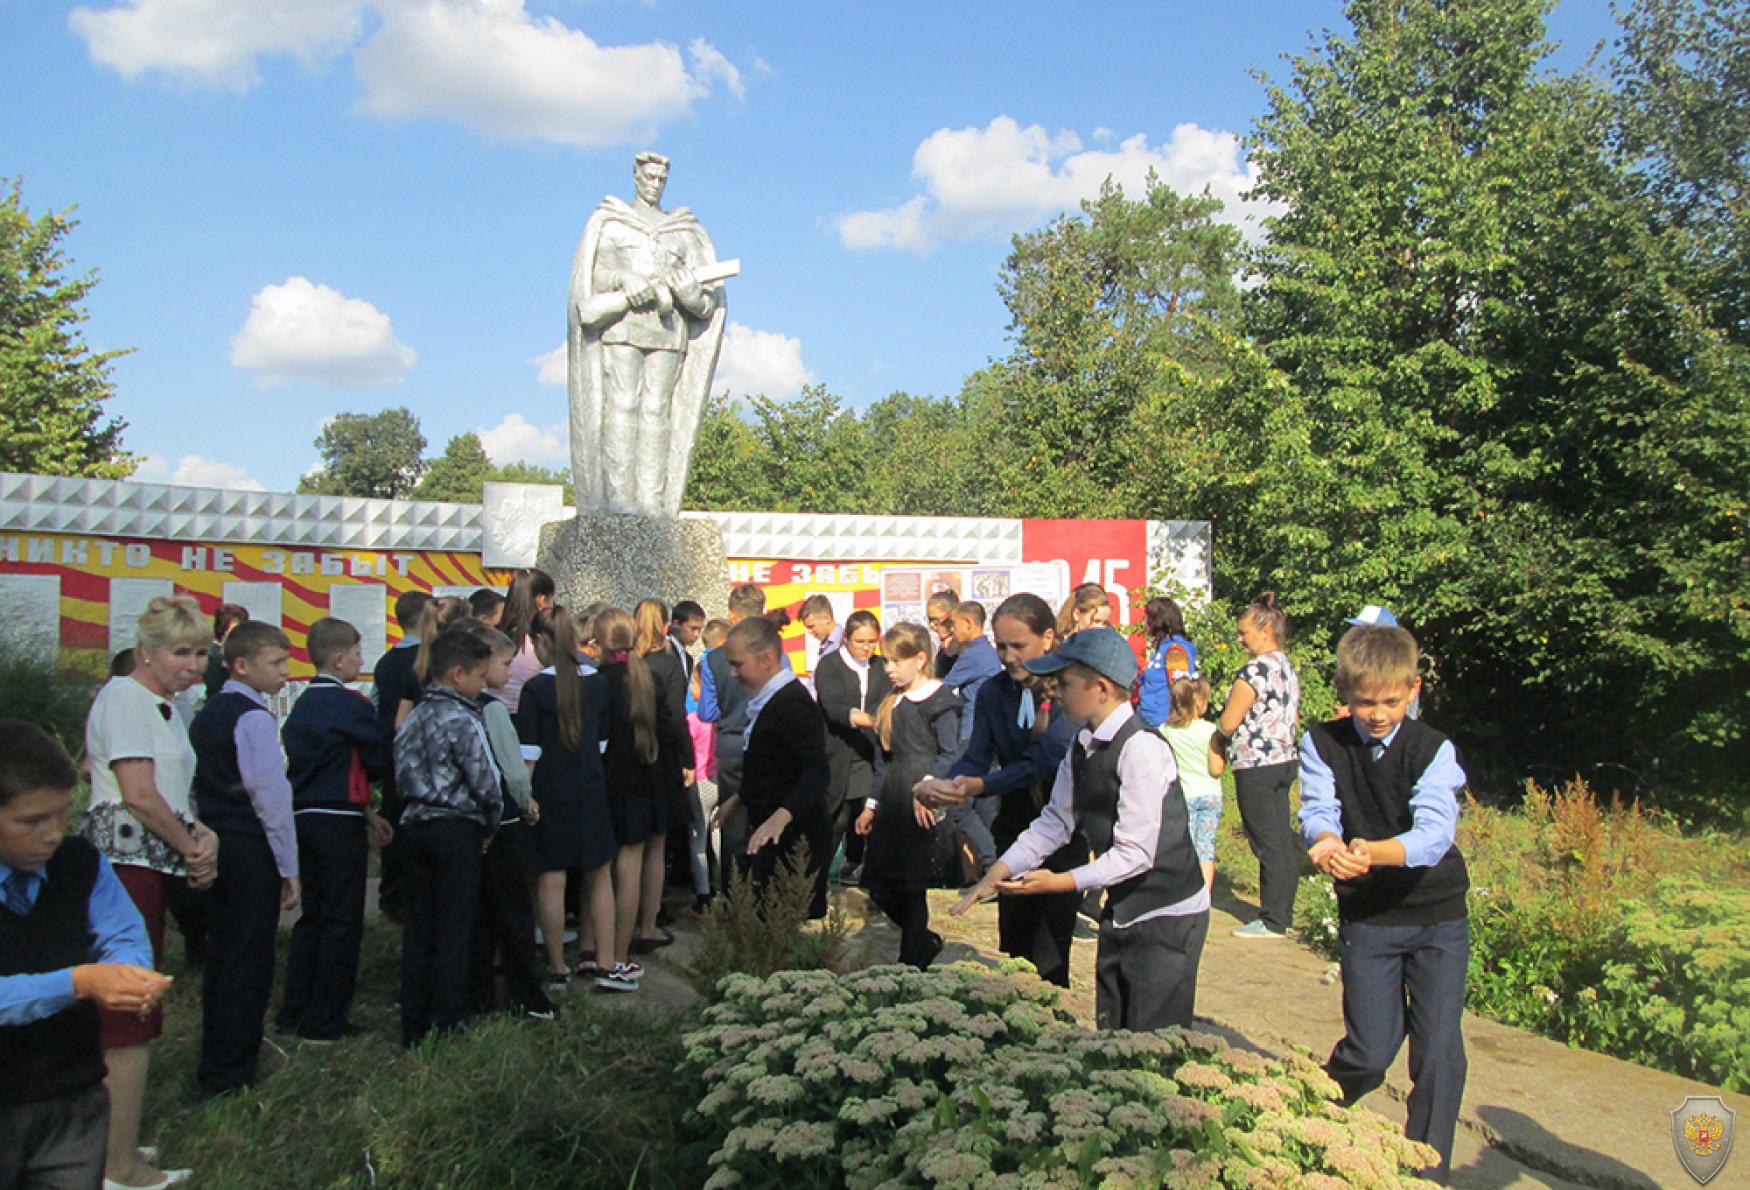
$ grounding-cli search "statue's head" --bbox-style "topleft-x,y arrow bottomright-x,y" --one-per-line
632,152 -> 670,206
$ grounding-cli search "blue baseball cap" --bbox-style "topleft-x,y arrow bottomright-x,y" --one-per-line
1022,627 -> 1139,690
1345,605 -> 1398,628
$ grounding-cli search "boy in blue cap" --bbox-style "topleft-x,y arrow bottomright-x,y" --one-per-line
952,627 -> 1208,1030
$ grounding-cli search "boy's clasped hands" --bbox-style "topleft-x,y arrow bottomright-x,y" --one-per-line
1309,833 -> 1374,880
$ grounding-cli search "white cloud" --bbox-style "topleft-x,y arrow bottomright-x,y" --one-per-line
351,1 -> 741,148
132,453 -> 267,491
230,276 -> 416,387
713,321 -> 813,398
71,0 -> 741,149
477,413 -> 567,467
837,116 -> 1282,255
529,343 -> 567,385
68,0 -> 364,92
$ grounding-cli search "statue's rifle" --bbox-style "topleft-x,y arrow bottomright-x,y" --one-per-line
576,258 -> 741,329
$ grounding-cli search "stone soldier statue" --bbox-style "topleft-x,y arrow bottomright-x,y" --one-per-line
567,152 -> 736,516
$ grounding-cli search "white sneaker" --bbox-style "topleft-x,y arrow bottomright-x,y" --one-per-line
105,1170 -> 191,1190
595,963 -> 640,992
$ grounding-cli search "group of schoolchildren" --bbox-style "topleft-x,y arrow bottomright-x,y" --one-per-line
2,570 -> 1472,1187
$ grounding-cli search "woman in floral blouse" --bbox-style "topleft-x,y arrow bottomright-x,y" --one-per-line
83,595 -> 219,1188
1216,592 -> 1301,940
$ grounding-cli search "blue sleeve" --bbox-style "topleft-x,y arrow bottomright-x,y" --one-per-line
1396,740 -> 1464,867
0,856 -> 152,1027
697,650 -> 720,723
1296,731 -> 1345,847
947,687 -> 1001,781
982,703 -> 1075,802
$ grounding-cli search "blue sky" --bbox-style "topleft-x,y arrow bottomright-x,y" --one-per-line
3,1 -> 1620,494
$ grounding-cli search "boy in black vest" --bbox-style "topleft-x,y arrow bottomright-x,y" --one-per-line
1,721 -> 168,1190
276,617 -> 394,1042
721,617 -> 833,918
191,620 -> 301,1096
1298,624 -> 1468,1184
953,628 -> 1209,1031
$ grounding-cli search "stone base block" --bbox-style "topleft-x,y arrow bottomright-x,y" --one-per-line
537,515 -> 729,619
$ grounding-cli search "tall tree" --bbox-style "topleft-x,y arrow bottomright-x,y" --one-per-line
298,407 -> 427,499
1237,0 -> 1749,788
988,175 -> 1244,516
684,391 -> 774,511
413,432 -> 493,503
0,179 -> 133,478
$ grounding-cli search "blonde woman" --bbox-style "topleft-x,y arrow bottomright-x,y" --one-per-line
82,595 -> 218,1189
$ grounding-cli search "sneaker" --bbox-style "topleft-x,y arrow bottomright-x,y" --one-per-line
1231,919 -> 1284,939
595,964 -> 640,992
523,1007 -> 557,1022
621,961 -> 645,982
542,969 -> 571,994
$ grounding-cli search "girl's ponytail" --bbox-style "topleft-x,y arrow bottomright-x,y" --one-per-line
532,605 -> 583,753
596,607 -> 659,765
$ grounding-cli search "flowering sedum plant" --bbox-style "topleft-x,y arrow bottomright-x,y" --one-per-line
683,961 -> 1438,1188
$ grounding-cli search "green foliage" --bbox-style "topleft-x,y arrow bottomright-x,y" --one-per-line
412,431 -> 494,503
298,406 -> 428,499
686,843 -> 848,998
143,915 -> 702,1188
0,634 -> 102,757
682,962 -> 1439,1188
0,178 -> 133,479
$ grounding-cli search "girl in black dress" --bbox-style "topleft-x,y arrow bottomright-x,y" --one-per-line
857,622 -> 961,968
518,607 -> 614,990
594,608 -> 686,992
632,599 -> 691,953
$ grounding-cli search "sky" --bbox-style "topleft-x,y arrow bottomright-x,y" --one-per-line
2,0 -> 1622,495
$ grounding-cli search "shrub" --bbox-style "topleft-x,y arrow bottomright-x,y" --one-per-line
0,636 -> 101,757
682,962 -> 1439,1188
685,842 -> 849,998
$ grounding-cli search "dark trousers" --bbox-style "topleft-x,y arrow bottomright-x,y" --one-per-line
997,888 -> 1081,988
0,1084 -> 108,1190
1094,909 -> 1208,1032
827,797 -> 865,876
278,814 -> 368,1039
1326,917 -> 1470,1185
199,831 -> 282,1093
867,886 -> 937,968
165,875 -> 209,968
947,796 -> 999,873
470,821 -> 551,1016
376,787 -> 406,921
400,817 -> 483,1047
1233,761 -> 1299,933
743,803 -> 831,920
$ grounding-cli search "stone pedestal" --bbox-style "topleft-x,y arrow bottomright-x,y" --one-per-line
537,514 -> 729,619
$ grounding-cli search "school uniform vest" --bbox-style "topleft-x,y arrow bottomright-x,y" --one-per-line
191,690 -> 268,836
1071,714 -> 1204,922
284,679 -> 380,816
0,838 -> 106,1106
1306,718 -> 1470,925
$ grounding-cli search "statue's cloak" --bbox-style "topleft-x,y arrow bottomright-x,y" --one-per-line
567,196 -> 725,515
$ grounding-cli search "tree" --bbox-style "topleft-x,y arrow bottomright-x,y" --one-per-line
413,432 -> 493,503
0,179 -> 133,478
1234,0 -> 1749,791
298,407 -> 427,499
684,391 -> 774,511
1612,0 -> 1750,339
984,175 -> 1244,516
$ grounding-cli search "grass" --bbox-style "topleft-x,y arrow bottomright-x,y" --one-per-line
142,919 -> 705,1188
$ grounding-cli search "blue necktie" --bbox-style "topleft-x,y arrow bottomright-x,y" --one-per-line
2,869 -> 34,916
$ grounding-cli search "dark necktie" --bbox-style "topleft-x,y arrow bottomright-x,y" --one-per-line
2,869 -> 34,917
